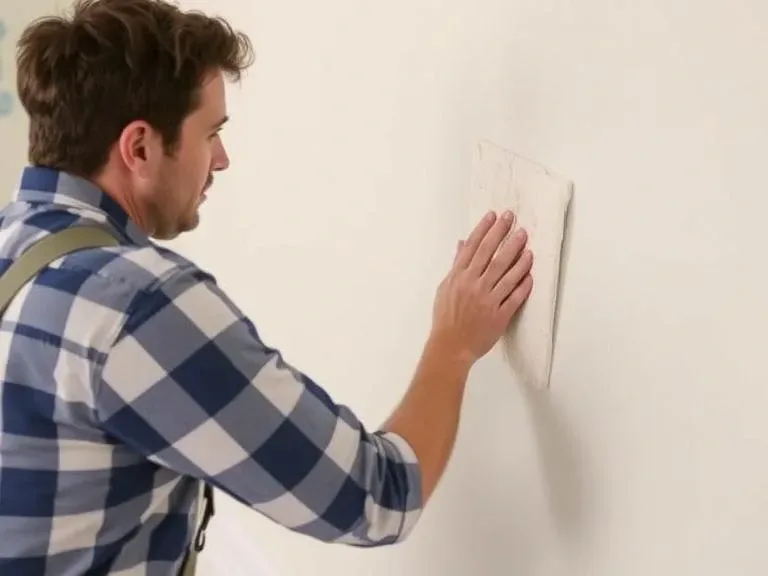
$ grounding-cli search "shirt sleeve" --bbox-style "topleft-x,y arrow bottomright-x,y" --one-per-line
96,266 -> 422,546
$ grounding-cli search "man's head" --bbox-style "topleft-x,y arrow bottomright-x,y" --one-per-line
16,0 -> 254,239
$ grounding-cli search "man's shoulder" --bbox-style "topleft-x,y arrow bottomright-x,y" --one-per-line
0,204 -> 220,331
77,240 -> 215,295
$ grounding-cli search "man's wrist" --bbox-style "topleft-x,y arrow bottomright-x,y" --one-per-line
422,332 -> 474,379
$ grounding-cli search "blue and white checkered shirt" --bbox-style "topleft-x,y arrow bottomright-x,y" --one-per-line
0,166 -> 422,575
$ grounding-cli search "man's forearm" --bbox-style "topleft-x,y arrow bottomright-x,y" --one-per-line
381,335 -> 472,504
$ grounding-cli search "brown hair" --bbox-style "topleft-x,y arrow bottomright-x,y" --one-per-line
16,0 -> 254,177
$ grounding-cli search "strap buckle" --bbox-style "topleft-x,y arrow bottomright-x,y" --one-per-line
193,484 -> 215,552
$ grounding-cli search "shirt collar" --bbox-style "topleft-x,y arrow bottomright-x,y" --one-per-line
14,165 -> 151,246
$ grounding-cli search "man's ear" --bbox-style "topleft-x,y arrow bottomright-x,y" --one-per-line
117,120 -> 159,177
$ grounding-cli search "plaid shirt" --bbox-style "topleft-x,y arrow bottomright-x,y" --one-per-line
0,166 -> 422,575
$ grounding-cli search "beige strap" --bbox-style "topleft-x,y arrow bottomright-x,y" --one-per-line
0,226 -> 119,313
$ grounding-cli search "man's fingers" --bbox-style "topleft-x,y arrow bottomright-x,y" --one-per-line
482,227 -> 528,289
492,249 -> 533,304
499,274 -> 534,318
467,211 -> 515,276
454,212 -> 497,269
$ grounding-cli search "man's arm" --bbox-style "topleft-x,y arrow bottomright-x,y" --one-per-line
97,268 -> 421,546
380,338 -> 470,505
96,210 -> 531,544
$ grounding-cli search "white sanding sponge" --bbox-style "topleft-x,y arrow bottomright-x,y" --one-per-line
469,140 -> 573,389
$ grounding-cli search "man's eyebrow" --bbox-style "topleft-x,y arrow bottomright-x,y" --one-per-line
211,115 -> 229,129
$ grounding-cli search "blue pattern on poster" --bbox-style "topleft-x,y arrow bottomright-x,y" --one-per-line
0,20 -> 13,118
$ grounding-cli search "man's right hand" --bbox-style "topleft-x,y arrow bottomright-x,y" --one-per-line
381,210 -> 533,510
429,210 -> 533,368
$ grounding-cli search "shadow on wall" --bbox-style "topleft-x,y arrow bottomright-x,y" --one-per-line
551,182 -> 575,358
529,182 -> 585,539
520,376 -> 587,541
441,357 -> 590,575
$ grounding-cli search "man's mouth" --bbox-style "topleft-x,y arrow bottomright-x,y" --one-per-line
198,176 -> 213,204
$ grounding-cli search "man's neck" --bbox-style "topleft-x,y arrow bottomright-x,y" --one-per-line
90,169 -> 152,236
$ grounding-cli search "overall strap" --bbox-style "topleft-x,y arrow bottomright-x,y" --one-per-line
0,226 -> 119,313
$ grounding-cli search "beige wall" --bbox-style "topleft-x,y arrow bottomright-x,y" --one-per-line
182,1 -> 767,575
0,1 -> 77,198
6,1 -> 768,574
0,5 -> 48,199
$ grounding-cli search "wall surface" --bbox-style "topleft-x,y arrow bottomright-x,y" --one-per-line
0,6 -> 40,198
177,1 -> 768,575
0,0 -> 75,197
4,1 -> 768,575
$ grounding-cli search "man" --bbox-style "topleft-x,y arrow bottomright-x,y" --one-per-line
0,0 -> 534,574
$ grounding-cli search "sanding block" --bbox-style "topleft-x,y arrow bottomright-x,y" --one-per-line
469,140 -> 573,389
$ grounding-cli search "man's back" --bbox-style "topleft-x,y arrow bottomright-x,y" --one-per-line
0,167 -> 202,574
